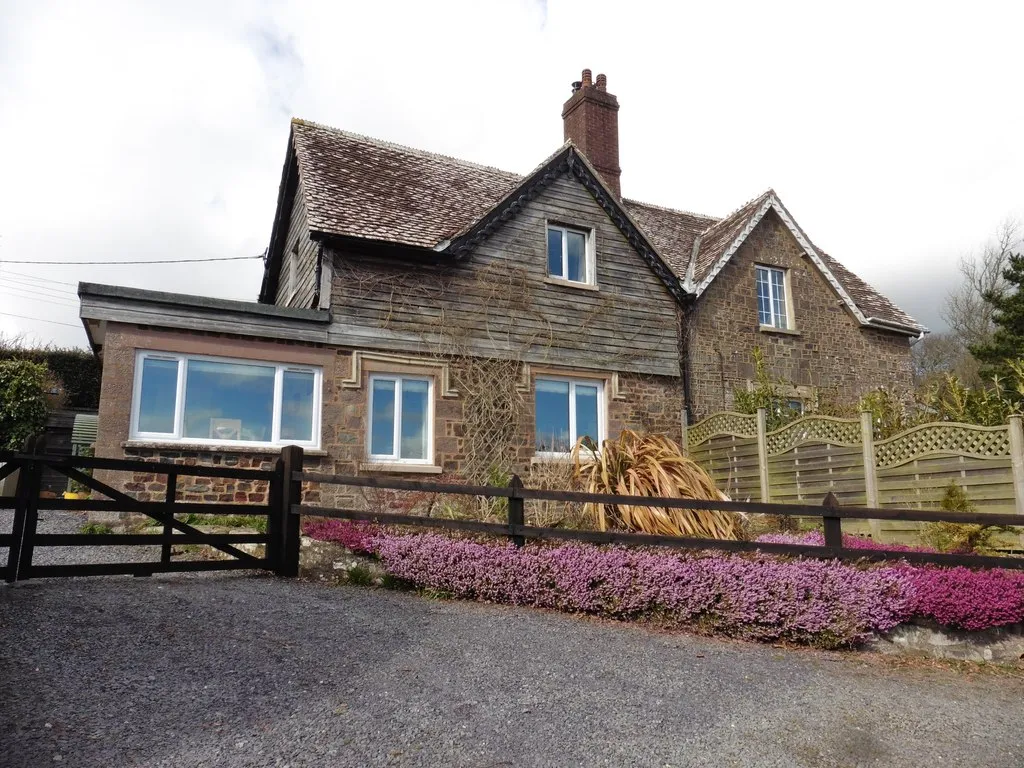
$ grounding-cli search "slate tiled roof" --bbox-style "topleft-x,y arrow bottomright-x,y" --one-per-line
620,200 -> 716,276
285,119 -> 923,332
292,120 -> 521,248
689,191 -> 773,280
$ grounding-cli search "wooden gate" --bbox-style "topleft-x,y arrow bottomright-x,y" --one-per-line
0,446 -> 285,582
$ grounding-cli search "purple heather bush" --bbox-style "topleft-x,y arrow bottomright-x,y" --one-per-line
756,530 -> 935,553
899,565 -> 1024,631
302,518 -> 378,555
372,533 -> 911,648
304,520 -> 1024,643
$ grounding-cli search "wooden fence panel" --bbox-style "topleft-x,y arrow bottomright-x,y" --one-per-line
687,410 -> 1024,549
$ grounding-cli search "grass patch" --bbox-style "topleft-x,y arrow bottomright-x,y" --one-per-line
346,564 -> 376,586
177,513 -> 267,533
80,522 -> 113,535
380,573 -> 409,591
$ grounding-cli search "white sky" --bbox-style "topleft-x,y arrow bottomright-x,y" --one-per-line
1,0 -> 1022,348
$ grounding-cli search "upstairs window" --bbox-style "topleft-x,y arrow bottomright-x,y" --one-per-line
535,377 -> 604,454
756,265 -> 790,329
131,351 -> 321,447
546,225 -> 593,284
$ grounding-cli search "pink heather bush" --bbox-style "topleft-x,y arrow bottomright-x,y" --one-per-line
372,533 -> 911,648
301,519 -> 379,555
304,522 -> 1024,641
899,566 -> 1024,631
756,531 -> 935,554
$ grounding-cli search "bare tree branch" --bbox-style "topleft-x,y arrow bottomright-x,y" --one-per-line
943,217 -> 1022,349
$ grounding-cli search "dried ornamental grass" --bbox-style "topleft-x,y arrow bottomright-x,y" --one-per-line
571,429 -> 743,540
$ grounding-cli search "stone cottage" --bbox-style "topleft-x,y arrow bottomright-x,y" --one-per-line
79,68 -> 924,491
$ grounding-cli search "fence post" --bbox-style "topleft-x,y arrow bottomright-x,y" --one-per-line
822,491 -> 842,549
5,457 -> 29,583
508,474 -> 525,548
277,445 -> 304,577
756,407 -> 771,503
11,439 -> 43,582
1009,416 -> 1024,518
860,411 -> 881,540
161,470 -> 178,565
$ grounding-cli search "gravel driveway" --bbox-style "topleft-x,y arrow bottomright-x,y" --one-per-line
1,574 -> 1022,768
0,509 -> 161,567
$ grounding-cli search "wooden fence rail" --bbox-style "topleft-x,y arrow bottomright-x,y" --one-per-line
4,444 -> 1024,582
279,446 -> 1024,576
0,448 -> 282,582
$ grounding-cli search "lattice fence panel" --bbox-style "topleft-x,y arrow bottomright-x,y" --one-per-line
764,416 -> 861,455
687,411 -> 758,448
874,422 -> 1011,469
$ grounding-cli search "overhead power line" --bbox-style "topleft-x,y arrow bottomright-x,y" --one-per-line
0,291 -> 79,308
0,287 -> 80,307
0,255 -> 263,266
0,269 -> 79,287
0,310 -> 82,329
0,275 -> 78,296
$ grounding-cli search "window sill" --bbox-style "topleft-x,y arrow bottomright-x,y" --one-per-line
544,276 -> 599,292
758,324 -> 801,337
531,455 -> 574,465
359,462 -> 444,474
123,440 -> 327,456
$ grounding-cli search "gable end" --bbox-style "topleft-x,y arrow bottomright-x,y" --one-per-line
444,147 -> 688,305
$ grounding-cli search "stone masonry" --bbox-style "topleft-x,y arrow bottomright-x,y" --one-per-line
686,209 -> 914,419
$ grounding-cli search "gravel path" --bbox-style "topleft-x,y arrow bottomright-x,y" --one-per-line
1,575 -> 1022,768
0,509 -> 160,566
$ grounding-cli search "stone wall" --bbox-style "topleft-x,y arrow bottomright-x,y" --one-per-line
686,209 -> 914,420
93,324 -> 681,510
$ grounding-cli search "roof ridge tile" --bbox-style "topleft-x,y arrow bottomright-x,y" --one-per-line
622,197 -> 721,222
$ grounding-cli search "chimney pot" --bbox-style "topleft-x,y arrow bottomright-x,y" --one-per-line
595,73 -> 607,91
581,69 -> 593,87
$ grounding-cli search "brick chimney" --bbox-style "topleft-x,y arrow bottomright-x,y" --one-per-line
562,69 -> 621,198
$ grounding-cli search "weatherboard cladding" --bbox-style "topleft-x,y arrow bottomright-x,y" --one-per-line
286,119 -> 921,333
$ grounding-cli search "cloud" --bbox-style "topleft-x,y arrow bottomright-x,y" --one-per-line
1,0 -> 1022,348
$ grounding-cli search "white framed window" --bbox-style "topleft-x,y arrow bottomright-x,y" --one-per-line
535,377 -> 604,455
755,265 -> 791,329
130,351 -> 322,448
367,374 -> 433,463
546,224 -> 594,284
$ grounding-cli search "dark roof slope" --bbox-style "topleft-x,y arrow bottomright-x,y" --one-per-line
292,120 -> 521,248
620,200 -> 716,276
278,119 -> 923,333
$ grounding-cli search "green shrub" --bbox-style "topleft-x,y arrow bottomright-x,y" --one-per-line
733,348 -> 803,430
921,481 -> 1005,554
80,522 -> 113,535
346,563 -> 376,586
0,360 -> 51,450
0,345 -> 100,410
177,513 -> 268,533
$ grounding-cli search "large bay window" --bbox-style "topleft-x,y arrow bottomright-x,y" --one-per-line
368,374 -> 433,463
535,377 -> 604,455
131,351 -> 321,448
